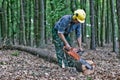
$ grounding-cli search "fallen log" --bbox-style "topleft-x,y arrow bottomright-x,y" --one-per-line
1,45 -> 57,63
1,45 -> 96,75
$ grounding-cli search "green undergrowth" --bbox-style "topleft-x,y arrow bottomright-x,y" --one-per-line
11,51 -> 20,56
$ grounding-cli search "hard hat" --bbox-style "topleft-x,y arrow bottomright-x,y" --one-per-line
73,9 -> 86,23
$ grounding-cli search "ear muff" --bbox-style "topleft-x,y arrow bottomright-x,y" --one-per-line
76,13 -> 78,17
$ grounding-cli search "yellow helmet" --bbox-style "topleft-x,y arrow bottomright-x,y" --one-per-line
73,9 -> 86,23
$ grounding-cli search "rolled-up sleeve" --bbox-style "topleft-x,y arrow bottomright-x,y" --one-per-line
75,24 -> 81,38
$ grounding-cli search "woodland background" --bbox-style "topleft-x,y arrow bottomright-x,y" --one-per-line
0,0 -> 120,54
0,0 -> 120,80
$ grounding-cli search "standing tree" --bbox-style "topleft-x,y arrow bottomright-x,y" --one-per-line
70,0 -> 76,12
20,0 -> 26,45
80,0 -> 87,43
10,0 -> 16,44
24,0 -> 29,46
0,8 -> 3,40
1,0 -> 7,42
100,0 -> 105,47
89,0 -> 96,50
28,0 -> 32,46
34,0 -> 39,47
106,0 -> 111,44
110,0 -> 117,53
116,0 -> 120,57
39,0 -> 45,48
70,0 -> 76,46
94,0 -> 100,46
6,0 -> 10,42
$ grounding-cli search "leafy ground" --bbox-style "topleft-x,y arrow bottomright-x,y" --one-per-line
0,45 -> 120,80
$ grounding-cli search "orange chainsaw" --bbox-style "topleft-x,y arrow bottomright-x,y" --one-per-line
63,46 -> 95,74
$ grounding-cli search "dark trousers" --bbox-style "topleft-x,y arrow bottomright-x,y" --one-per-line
52,28 -> 75,67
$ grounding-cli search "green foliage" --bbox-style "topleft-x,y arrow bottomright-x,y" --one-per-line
46,0 -> 71,39
11,51 -> 20,56
0,61 -> 7,65
86,76 -> 92,80
0,0 -> 3,7
0,0 -> 119,50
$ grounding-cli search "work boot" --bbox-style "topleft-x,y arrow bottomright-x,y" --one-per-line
75,61 -> 83,72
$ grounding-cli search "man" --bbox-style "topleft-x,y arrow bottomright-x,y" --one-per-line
52,9 -> 86,68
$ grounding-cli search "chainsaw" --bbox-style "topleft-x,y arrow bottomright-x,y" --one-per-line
63,46 -> 95,75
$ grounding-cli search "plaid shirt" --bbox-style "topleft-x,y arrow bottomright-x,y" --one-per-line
54,15 -> 81,38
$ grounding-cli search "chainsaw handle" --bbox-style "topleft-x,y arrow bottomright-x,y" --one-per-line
77,49 -> 84,56
63,46 -> 80,60
63,46 -> 73,51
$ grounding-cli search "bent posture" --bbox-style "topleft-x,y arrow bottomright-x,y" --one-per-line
52,9 -> 86,68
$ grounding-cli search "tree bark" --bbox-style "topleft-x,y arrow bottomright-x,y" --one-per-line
2,45 -> 57,63
0,8 -> 3,39
106,0 -> 111,44
20,0 -> 26,45
116,0 -> 120,57
39,0 -> 45,48
34,0 -> 39,47
1,0 -> 7,41
90,0 -> 96,50
110,0 -> 117,53
100,0 -> 105,47
70,0 -> 76,46
94,0 -> 100,46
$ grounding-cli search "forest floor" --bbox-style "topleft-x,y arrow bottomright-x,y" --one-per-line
0,44 -> 120,80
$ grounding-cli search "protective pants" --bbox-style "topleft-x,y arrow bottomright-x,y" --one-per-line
52,28 -> 75,67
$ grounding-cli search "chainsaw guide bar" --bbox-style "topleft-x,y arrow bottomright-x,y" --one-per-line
63,47 -> 96,75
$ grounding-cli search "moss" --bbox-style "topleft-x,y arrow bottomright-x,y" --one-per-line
11,51 -> 20,56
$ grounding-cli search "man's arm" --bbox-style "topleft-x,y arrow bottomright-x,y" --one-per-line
77,36 -> 83,51
58,33 -> 71,48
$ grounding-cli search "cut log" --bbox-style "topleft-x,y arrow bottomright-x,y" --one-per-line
2,45 -> 57,63
1,45 -> 96,75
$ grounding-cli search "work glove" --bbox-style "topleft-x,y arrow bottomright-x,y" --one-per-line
64,44 -> 71,51
79,58 -> 93,70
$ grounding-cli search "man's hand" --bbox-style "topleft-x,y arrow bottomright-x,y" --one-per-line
65,43 -> 71,50
79,47 -> 83,51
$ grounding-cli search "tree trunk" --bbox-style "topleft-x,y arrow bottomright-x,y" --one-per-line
50,0 -> 55,27
20,0 -> 26,45
10,0 -> 15,44
34,0 -> 39,47
94,0 -> 100,46
80,0 -> 86,43
106,0 -> 111,44
16,0 -> 20,45
6,0 -> 10,42
89,0 -> 96,50
110,0 -> 117,53
44,0 -> 48,44
1,0 -> 7,42
39,0 -> 45,48
116,0 -> 120,57
28,0 -> 32,46
70,0 -> 76,13
2,45 -> 57,63
24,0 -> 29,46
70,0 -> 76,46
100,0 -> 105,47
0,8 -> 3,40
